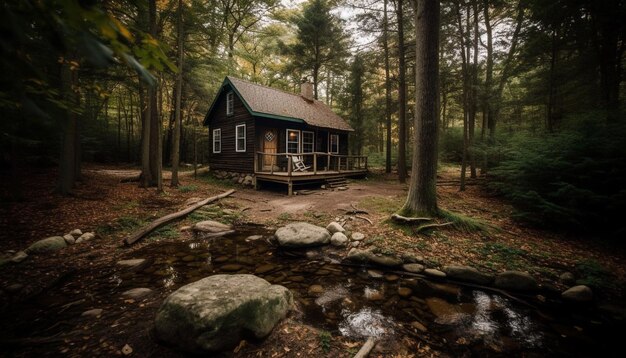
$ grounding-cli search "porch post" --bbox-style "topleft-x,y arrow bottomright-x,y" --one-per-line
287,155 -> 292,176
288,180 -> 293,196
313,153 -> 317,174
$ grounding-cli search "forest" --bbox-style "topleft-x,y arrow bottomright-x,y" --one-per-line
0,0 -> 625,357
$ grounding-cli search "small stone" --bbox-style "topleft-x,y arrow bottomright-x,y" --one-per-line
70,229 -> 83,237
560,272 -> 576,286
330,232 -> 349,247
364,288 -> 384,301
245,235 -> 263,242
401,253 -> 424,264
402,263 -> 425,273
221,264 -> 243,272
398,287 -> 412,298
443,265 -> 494,285
63,234 -> 75,245
11,251 -> 28,263
385,274 -> 400,282
255,264 -> 276,274
193,220 -> 233,233
410,321 -> 428,332
5,283 -> 24,294
82,308 -> 103,317
337,186 -> 348,191
350,241 -> 360,248
122,344 -> 133,356
351,232 -> 365,241
562,285 -> 593,303
76,232 -> 95,244
116,259 -> 146,268
308,285 -> 324,294
122,288 -> 153,299
424,269 -> 446,279
180,226 -> 192,232
326,222 -> 345,234
367,270 -> 384,278
25,236 -> 67,254
495,271 -> 538,291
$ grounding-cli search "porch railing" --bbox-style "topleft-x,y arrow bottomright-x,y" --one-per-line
254,152 -> 368,175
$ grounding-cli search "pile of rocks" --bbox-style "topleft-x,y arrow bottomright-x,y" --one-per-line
273,221 -> 365,249
212,170 -> 254,186
0,228 -> 96,267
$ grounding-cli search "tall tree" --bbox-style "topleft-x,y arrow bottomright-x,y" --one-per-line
171,0 -> 184,187
285,0 -> 348,99
383,0 -> 393,173
402,0 -> 440,215
397,0 -> 408,183
348,55 -> 366,155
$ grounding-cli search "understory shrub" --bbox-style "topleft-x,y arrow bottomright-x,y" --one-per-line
489,113 -> 626,239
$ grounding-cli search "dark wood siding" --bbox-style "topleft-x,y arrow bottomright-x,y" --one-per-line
206,85 -> 256,173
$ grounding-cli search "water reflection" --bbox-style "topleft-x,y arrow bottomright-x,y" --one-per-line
339,307 -> 395,339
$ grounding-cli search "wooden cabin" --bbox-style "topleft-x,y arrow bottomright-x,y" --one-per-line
203,76 -> 367,194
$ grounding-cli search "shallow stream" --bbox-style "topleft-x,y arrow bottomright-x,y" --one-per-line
115,226 -> 619,356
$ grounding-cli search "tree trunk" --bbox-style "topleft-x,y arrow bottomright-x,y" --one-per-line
469,0 -> 479,179
483,0 -> 494,142
397,0 -> 407,183
401,0 -> 439,216
383,0 -> 392,174
455,1 -> 469,191
171,0 -> 184,187
58,59 -> 78,196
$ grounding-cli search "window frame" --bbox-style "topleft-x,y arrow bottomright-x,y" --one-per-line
329,134 -> 339,154
235,124 -> 246,152
226,91 -> 234,116
302,131 -> 315,153
286,129 -> 301,154
212,128 -> 221,153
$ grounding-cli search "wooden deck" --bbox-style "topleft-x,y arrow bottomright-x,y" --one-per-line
254,151 -> 368,195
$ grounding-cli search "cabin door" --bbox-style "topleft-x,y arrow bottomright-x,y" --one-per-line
262,128 -> 278,170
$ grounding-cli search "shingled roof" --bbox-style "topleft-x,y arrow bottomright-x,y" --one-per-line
205,76 -> 353,132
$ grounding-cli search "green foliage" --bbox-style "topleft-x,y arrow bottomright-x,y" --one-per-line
439,210 -> 491,233
318,330 -> 332,353
439,127 -> 464,163
116,216 -> 144,230
489,115 -> 626,237
148,225 -> 179,240
576,259 -> 615,290
178,184 -> 198,193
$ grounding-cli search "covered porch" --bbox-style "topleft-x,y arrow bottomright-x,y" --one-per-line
254,152 -> 368,195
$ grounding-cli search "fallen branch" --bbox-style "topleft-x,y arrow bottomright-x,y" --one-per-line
415,222 -> 453,234
354,215 -> 373,225
123,189 -> 236,246
391,214 -> 432,224
120,175 -> 140,183
338,208 -> 369,215
354,337 -> 377,358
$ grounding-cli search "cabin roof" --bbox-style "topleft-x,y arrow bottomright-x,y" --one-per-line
204,76 -> 354,132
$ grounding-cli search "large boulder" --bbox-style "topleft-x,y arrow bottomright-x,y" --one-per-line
154,274 -> 292,353
494,271 -> 538,291
274,222 -> 330,247
443,265 -> 494,285
25,236 -> 67,254
346,248 -> 403,267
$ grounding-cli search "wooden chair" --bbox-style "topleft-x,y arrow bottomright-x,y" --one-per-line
292,155 -> 311,172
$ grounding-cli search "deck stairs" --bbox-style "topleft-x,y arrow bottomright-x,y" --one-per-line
326,177 -> 348,188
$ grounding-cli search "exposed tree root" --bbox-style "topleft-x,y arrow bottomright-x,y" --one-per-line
415,222 -> 453,233
391,213 -> 433,223
354,337 -> 377,358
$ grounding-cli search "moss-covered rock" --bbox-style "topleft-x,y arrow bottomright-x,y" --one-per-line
25,236 -> 67,254
154,274 -> 292,353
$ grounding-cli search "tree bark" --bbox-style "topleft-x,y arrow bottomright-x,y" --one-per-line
397,0 -> 407,183
171,0 -> 184,187
58,59 -> 78,196
383,0 -> 392,174
401,0 -> 440,216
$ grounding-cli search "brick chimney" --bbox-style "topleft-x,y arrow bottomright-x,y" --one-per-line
301,80 -> 314,101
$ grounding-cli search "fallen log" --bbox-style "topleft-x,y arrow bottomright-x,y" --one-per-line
354,337 -> 377,358
391,214 -> 432,224
123,189 -> 236,246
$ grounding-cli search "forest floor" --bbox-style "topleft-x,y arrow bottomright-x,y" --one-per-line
1,164 -> 625,357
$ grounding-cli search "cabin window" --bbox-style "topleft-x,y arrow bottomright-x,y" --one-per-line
329,134 -> 339,154
212,128 -> 221,153
302,131 -> 314,153
235,124 -> 246,152
226,91 -> 234,116
286,129 -> 300,154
